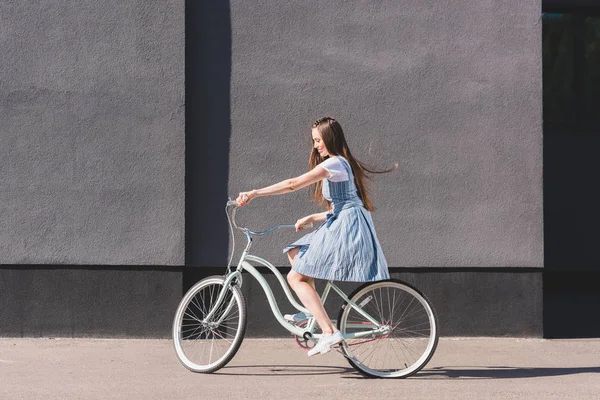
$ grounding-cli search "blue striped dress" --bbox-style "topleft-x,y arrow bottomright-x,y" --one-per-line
283,157 -> 390,282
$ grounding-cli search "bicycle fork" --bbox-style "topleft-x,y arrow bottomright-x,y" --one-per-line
202,271 -> 242,325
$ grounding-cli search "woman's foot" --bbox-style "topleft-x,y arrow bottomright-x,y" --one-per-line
307,330 -> 344,357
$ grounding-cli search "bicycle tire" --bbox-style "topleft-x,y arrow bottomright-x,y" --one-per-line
172,275 -> 247,373
337,279 -> 439,378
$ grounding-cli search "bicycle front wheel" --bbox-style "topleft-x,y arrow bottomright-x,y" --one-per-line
172,275 -> 247,373
337,279 -> 438,378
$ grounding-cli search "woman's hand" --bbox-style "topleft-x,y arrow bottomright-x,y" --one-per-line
236,190 -> 257,207
295,216 -> 313,232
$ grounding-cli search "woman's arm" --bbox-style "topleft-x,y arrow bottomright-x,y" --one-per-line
308,211 -> 329,223
295,211 -> 329,231
236,166 -> 329,206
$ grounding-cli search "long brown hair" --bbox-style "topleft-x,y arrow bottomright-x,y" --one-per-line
308,117 -> 397,211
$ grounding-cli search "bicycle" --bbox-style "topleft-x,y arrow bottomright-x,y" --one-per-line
172,200 -> 439,378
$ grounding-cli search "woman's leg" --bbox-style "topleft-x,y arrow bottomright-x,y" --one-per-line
286,248 -> 316,291
286,248 -> 337,335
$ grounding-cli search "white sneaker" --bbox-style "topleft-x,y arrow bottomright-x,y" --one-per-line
307,330 -> 344,357
283,311 -> 312,323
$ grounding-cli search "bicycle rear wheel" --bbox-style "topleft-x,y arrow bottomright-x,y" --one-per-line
172,275 -> 247,373
337,279 -> 438,378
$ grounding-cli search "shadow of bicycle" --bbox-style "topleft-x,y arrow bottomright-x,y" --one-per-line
218,364 -> 600,379
414,366 -> 600,380
216,364 -> 356,377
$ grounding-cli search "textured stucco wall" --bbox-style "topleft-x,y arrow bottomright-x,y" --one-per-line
225,1 -> 543,268
0,1 -> 184,265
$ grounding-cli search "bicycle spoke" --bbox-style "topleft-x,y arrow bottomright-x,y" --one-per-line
210,328 -> 235,343
183,310 -> 203,323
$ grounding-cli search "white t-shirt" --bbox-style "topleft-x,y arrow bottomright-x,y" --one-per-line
319,156 -> 349,182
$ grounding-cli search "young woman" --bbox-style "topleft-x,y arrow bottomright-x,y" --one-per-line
236,116 -> 395,356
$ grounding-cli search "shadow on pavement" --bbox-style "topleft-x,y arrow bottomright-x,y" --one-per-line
415,366 -> 600,379
217,364 -> 600,379
217,364 -> 356,376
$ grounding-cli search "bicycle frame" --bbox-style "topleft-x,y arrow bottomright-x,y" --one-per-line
202,202 -> 389,341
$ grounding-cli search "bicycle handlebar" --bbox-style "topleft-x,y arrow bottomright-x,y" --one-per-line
226,199 -> 313,235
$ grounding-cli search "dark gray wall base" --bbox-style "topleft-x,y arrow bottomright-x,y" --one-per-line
544,270 -> 600,338
0,267 -> 544,338
185,267 -> 543,337
0,267 -> 182,338
389,269 -> 543,337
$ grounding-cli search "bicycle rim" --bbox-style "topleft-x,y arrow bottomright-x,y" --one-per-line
172,276 -> 247,373
338,280 -> 438,378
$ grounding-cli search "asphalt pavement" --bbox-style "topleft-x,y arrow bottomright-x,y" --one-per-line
1,337 -> 599,400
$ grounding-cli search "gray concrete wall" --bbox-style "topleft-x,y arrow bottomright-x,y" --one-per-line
223,0 -> 543,268
0,1 -> 184,265
0,1 -> 547,338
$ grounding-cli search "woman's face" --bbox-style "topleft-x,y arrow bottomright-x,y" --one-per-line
312,128 -> 330,157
